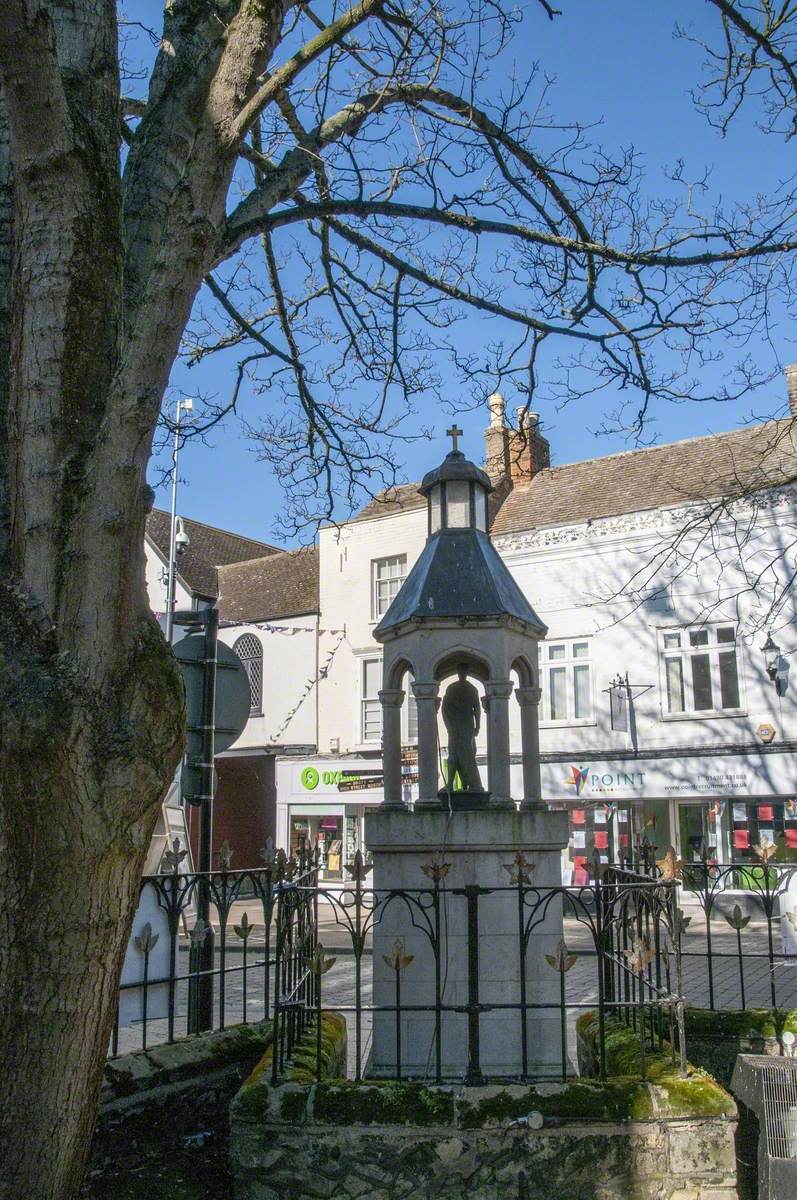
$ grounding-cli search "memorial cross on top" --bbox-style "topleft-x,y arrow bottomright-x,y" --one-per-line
446,424 -> 463,453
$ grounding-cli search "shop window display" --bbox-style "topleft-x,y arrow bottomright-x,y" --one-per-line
290,814 -> 344,880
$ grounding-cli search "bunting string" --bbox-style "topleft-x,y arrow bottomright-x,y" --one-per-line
269,632 -> 346,741
253,622 -> 345,636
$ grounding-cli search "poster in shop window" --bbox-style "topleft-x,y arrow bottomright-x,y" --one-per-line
780,868 -> 797,966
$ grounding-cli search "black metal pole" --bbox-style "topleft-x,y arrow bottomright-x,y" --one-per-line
463,885 -> 484,1086
188,606 -> 218,1033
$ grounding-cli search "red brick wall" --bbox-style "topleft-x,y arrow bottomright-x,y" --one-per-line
189,754 -> 276,870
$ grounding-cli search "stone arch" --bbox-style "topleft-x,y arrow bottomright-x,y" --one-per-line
387,655 -> 415,691
511,654 -> 536,688
432,645 -> 492,683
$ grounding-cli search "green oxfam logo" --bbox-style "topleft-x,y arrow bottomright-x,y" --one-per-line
301,766 -> 319,790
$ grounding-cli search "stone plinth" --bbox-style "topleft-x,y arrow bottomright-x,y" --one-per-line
365,806 -> 568,1080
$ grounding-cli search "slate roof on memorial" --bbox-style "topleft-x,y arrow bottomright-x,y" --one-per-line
351,420 -> 797,534
217,547 -> 320,623
146,508 -> 277,599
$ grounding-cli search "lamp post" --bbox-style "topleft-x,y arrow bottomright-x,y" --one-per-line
164,396 -> 193,643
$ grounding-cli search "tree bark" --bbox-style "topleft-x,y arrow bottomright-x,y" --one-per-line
0,3 -> 291,1195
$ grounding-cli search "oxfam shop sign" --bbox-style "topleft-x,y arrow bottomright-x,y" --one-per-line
300,766 -> 360,790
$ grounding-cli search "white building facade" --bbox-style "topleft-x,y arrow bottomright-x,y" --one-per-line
269,400 -> 797,885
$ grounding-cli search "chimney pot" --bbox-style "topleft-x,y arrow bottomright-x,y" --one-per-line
786,365 -> 797,416
508,411 -> 550,483
488,392 -> 505,428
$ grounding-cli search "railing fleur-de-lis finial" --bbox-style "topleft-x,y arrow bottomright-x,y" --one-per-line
624,937 -> 655,975
383,939 -> 414,972
162,837 -> 187,874
421,853 -> 451,884
656,846 -> 685,881
347,850 -> 371,883
189,918 -> 210,947
134,922 -> 159,954
234,911 -> 252,942
503,851 -> 534,886
308,942 -> 337,975
724,903 -> 751,932
545,939 -> 577,973
274,848 -> 288,881
753,836 -> 778,862
260,837 -> 276,868
218,840 -> 233,872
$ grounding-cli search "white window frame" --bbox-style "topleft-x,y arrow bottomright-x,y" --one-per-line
659,623 -> 744,720
233,632 -> 264,716
539,638 -> 594,727
357,654 -> 417,745
371,555 -> 407,621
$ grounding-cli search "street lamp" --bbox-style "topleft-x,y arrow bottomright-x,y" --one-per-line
164,397 -> 193,642
762,634 -> 786,696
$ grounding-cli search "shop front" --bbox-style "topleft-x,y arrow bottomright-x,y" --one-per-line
533,751 -> 797,886
276,755 -> 418,884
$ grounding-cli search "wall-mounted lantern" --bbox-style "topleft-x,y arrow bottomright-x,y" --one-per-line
762,634 -> 786,696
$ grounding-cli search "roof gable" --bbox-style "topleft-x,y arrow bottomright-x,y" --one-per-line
146,509 -> 277,599
217,547 -> 319,623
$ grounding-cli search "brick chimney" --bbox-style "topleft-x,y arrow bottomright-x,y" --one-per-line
786,365 -> 797,416
508,408 -> 550,483
484,392 -> 511,481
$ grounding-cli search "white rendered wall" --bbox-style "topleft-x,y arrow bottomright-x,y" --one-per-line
217,615 -> 318,751
497,493 -> 797,761
317,506 -> 428,754
312,486 -> 797,776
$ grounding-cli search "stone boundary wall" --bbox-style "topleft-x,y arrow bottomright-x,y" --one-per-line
83,1022 -> 273,1196
101,1021 -> 274,1114
230,1079 -> 738,1200
683,1007 -> 797,1088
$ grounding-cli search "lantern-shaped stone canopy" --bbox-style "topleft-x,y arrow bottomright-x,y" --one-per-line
420,427 -> 492,534
374,430 -> 547,810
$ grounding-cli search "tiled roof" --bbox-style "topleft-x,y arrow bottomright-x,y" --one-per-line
217,547 -> 319,623
374,529 -> 545,637
352,420 -> 797,535
351,482 -> 426,522
491,419 -> 797,536
146,509 -> 277,599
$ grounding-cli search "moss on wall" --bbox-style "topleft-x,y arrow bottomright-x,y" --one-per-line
233,1011 -> 347,1122
576,1012 -> 735,1119
682,1006 -> 797,1087
313,1081 -> 456,1127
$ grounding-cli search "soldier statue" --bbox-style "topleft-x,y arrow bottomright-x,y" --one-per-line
441,665 -> 483,792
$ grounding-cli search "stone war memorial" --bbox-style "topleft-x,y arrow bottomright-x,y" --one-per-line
368,426 -> 568,1080
229,431 -> 744,1200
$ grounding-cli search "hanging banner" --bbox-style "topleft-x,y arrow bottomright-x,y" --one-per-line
610,684 -> 628,732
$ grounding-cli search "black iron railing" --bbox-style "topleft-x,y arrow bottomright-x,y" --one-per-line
114,842 -> 797,1075
112,844 -> 317,1056
678,857 -> 797,1011
615,845 -> 797,1011
269,856 -> 683,1084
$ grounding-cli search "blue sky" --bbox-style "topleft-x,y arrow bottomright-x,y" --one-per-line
136,2 -> 795,543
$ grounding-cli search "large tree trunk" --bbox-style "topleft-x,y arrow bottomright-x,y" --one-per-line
0,4 -> 285,1195
0,5 -> 185,1197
